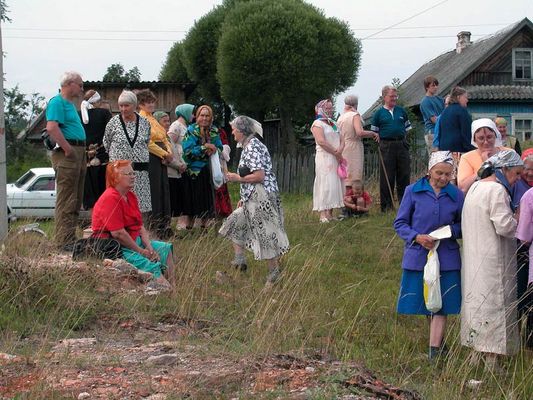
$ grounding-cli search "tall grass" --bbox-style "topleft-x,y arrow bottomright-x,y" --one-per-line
0,190 -> 531,399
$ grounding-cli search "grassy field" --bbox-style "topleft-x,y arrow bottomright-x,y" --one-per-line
1,189 -> 532,399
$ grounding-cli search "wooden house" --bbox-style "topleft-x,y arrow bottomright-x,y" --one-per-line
20,81 -> 195,142
363,18 -> 533,141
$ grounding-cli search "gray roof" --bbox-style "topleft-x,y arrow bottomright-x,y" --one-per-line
362,18 -> 533,120
464,84 -> 533,100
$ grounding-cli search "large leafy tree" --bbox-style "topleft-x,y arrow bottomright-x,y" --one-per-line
217,0 -> 361,151
102,63 -> 141,82
159,41 -> 191,82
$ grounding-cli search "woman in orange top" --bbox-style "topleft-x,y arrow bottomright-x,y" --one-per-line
137,89 -> 173,239
457,118 -> 507,193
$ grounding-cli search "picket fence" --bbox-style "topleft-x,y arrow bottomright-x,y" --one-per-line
271,150 -> 428,194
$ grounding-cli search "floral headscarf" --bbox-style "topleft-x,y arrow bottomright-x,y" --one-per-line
428,151 -> 454,172
315,99 -> 334,120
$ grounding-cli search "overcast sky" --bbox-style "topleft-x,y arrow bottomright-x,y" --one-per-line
3,0 -> 532,114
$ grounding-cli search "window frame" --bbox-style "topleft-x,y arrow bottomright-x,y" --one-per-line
511,113 -> 533,142
512,48 -> 533,81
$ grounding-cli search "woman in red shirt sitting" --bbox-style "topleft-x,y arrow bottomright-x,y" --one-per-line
92,160 -> 175,291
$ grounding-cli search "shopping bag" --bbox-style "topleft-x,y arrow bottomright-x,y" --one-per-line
210,151 -> 224,189
423,241 -> 442,313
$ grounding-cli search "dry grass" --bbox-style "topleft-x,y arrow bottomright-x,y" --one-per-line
1,189 -> 532,399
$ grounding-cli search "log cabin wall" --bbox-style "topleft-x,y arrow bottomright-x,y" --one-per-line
459,27 -> 533,87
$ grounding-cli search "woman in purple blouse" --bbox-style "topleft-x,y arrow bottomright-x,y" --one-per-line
394,151 -> 464,361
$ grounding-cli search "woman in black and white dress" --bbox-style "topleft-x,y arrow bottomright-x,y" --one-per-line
103,91 -> 152,213
220,116 -> 289,285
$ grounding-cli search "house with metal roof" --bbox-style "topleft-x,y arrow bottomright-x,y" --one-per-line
363,18 -> 533,142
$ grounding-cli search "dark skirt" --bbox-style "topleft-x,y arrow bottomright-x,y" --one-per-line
148,154 -> 171,234
83,164 -> 107,209
169,177 -> 186,217
181,165 -> 215,218
397,269 -> 461,316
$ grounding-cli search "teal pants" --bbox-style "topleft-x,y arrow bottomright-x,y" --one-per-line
122,237 -> 173,278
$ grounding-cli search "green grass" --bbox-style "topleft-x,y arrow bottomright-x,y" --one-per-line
1,190 -> 532,399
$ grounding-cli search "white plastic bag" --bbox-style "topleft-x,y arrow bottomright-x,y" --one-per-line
423,241 -> 442,313
210,151 -> 224,189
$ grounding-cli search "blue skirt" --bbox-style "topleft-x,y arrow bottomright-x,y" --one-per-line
397,269 -> 461,315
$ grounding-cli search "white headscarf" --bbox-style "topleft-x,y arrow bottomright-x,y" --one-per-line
471,118 -> 503,148
428,151 -> 454,172
80,91 -> 101,124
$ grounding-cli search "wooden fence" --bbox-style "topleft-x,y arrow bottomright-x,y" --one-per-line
272,149 -> 429,194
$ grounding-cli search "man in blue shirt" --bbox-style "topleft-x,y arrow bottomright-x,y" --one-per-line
371,85 -> 412,212
46,71 -> 86,250
420,76 -> 444,155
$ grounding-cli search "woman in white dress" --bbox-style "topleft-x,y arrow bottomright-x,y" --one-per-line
461,150 -> 524,370
311,99 -> 344,222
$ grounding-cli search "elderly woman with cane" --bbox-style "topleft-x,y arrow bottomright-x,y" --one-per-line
220,116 -> 289,285
394,151 -> 464,361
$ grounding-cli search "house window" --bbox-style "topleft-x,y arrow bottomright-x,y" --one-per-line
512,116 -> 533,142
513,48 -> 532,80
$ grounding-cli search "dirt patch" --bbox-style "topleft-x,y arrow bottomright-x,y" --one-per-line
0,322 -> 421,399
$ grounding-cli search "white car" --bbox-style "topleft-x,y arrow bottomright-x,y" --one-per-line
6,167 -> 56,218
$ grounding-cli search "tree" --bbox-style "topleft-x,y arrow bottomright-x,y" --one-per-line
0,0 -> 11,22
3,86 -> 46,180
102,63 -> 141,82
181,4 -> 229,104
159,41 -> 192,82
217,0 -> 361,152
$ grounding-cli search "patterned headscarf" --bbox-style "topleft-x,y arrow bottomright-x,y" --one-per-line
471,118 -> 503,148
195,105 -> 214,125
428,151 -> 454,172
153,111 -> 168,122
478,149 -> 523,179
494,117 -> 507,126
315,99 -> 334,120
175,103 -> 194,124
478,150 -> 524,211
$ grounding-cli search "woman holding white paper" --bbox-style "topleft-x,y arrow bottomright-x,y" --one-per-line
394,151 -> 464,361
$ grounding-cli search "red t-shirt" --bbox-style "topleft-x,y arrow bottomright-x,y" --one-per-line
91,187 -> 142,240
345,189 -> 372,206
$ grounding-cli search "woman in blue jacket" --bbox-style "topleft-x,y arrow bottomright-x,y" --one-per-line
394,151 -> 464,360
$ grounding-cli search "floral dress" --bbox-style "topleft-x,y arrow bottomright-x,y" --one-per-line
219,137 -> 289,260
103,113 -> 152,213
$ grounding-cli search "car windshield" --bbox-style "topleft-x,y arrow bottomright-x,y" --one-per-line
14,170 -> 36,188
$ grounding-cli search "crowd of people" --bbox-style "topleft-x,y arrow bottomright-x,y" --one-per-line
45,71 -> 531,363
46,71 -> 289,288
308,77 -> 532,366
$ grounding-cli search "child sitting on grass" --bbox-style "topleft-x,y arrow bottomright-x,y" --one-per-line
343,180 -> 372,217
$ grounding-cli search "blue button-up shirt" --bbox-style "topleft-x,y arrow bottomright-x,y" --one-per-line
394,177 -> 464,271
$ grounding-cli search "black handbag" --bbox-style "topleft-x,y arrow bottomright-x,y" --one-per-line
72,238 -> 122,260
